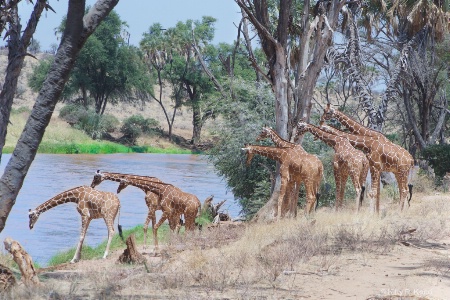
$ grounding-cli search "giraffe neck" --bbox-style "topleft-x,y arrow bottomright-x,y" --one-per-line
35,186 -> 82,214
320,125 -> 373,152
265,128 -> 294,148
103,172 -> 159,183
247,145 -> 287,162
333,110 -> 380,137
302,125 -> 339,149
125,178 -> 169,194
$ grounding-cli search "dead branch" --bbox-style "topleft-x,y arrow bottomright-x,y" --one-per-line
3,237 -> 39,286
117,234 -> 147,265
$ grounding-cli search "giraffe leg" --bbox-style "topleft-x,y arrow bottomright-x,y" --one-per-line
276,170 -> 289,221
143,207 -> 155,250
369,168 -> 381,214
304,182 -> 316,215
153,212 -> 170,253
71,216 -> 91,263
333,163 -> 343,211
349,171 -> 362,212
395,172 -> 409,211
103,215 -> 116,259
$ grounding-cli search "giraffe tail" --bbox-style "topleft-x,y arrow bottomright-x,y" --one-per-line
117,206 -> 124,242
359,186 -> 366,206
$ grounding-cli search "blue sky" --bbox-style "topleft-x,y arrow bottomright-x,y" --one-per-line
13,0 -> 242,51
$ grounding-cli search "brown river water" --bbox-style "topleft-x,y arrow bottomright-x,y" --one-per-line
0,153 -> 238,266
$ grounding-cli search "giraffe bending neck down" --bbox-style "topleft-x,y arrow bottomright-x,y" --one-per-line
116,177 -> 201,251
242,144 -> 323,219
296,121 -> 369,211
319,123 -> 414,213
91,170 -> 171,249
28,186 -> 122,263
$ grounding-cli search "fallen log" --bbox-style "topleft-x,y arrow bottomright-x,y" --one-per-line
3,237 -> 39,286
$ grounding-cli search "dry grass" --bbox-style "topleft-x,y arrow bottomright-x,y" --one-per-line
2,193 -> 447,299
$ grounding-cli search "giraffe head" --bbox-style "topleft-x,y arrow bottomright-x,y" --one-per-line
255,126 -> 272,142
294,120 -> 307,139
321,103 -> 335,122
28,209 -> 40,229
91,170 -> 104,188
117,179 -> 129,194
241,144 -> 254,166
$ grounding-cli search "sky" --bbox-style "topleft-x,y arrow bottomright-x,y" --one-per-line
12,0 -> 242,51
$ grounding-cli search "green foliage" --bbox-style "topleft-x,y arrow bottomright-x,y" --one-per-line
422,144 -> 450,178
59,104 -> 119,139
28,57 -> 53,92
50,10 -> 152,113
207,80 -> 275,218
120,114 -> 160,145
11,106 -> 30,114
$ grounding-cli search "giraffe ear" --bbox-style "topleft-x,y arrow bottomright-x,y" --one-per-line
326,103 -> 330,109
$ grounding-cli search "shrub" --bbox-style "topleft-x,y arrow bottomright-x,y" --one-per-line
120,114 -> 160,145
421,144 -> 450,178
59,104 -> 119,139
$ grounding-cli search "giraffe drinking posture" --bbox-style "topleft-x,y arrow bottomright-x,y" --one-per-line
320,105 -> 414,212
116,177 -> 201,251
296,121 -> 369,211
242,143 -> 323,219
28,186 -> 122,263
91,170 -> 174,249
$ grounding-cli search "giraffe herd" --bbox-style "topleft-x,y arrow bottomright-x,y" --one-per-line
243,104 -> 414,219
28,170 -> 201,263
26,104 -> 415,264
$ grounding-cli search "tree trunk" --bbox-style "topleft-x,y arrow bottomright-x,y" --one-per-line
0,0 -> 119,233
117,234 -> 147,264
0,0 -> 48,163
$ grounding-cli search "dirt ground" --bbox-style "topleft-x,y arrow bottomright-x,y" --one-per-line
6,193 -> 444,300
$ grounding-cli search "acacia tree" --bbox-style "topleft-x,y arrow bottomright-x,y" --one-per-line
141,17 -> 218,145
0,0 -> 119,233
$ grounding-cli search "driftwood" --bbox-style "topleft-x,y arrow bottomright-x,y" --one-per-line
117,234 -> 147,265
3,238 -> 39,286
0,263 -> 16,292
202,195 -> 227,219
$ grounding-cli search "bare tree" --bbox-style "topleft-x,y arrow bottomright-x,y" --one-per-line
0,0 -> 119,233
0,0 -> 53,163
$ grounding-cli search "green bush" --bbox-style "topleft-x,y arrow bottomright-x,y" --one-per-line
120,114 -> 160,145
59,104 -> 119,139
422,144 -> 450,178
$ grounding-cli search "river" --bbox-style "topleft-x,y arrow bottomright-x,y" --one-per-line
0,153 -> 238,266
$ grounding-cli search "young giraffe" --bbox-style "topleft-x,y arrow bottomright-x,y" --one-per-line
242,144 -> 323,219
255,126 -> 324,215
318,122 -> 414,213
116,177 -> 201,251
296,121 -> 369,211
91,170 -> 180,249
28,186 -> 122,263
